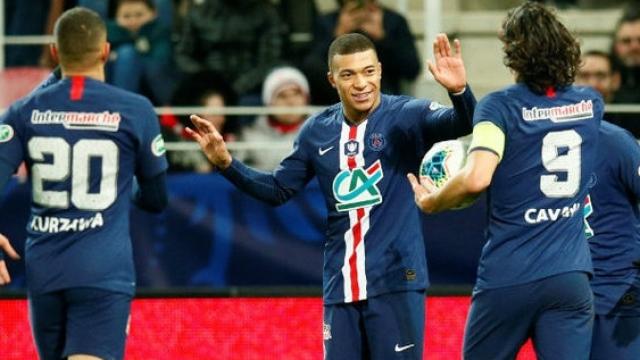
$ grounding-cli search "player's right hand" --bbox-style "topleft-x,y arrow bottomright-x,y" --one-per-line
186,114 -> 233,170
0,233 -> 20,286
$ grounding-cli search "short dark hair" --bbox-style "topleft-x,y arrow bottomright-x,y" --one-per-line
54,7 -> 107,68
582,50 -> 614,71
327,33 -> 376,70
500,2 -> 581,94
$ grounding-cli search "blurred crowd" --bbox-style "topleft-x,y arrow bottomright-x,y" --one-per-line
4,0 -> 640,171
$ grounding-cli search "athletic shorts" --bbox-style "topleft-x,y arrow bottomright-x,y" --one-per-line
323,290 -> 425,360
29,287 -> 132,360
464,271 -> 594,360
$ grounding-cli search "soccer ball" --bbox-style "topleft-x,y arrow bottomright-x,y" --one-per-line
419,140 -> 466,189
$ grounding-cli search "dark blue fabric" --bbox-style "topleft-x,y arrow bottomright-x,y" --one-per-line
29,288 -> 132,360
323,290 -> 425,360
464,272 -> 594,360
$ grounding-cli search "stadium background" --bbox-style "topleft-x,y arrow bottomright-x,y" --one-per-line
0,0 -> 637,358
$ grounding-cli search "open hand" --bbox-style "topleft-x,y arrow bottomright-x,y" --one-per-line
427,34 -> 466,93
185,114 -> 233,170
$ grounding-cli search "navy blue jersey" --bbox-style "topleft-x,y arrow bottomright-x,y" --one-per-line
472,83 -> 602,291
585,121 -> 640,315
221,91 -> 475,304
0,76 -> 168,295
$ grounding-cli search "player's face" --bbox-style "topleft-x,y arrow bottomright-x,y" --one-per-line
328,49 -> 382,123
116,2 -> 156,34
614,20 -> 640,67
271,84 -> 308,125
576,55 -> 620,102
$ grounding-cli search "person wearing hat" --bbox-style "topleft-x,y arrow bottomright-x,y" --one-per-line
235,66 -> 311,170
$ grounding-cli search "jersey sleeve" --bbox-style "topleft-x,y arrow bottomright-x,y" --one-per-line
401,87 -> 476,154
468,121 -> 505,160
135,99 -> 169,179
221,123 -> 314,206
473,92 -> 508,132
615,129 -> 640,200
0,105 -> 25,183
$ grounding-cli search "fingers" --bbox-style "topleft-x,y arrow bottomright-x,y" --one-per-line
440,34 -> 451,58
407,173 -> 428,198
0,234 -> 19,260
184,127 -> 204,143
453,38 -> 462,58
190,115 -> 224,142
0,261 -> 10,285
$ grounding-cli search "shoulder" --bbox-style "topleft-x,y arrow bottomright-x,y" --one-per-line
381,94 -> 427,112
600,121 -> 637,150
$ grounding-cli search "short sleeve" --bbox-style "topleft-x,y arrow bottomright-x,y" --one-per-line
473,93 -> 508,134
135,100 -> 168,179
0,105 -> 25,174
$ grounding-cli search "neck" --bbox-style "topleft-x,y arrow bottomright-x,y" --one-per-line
61,66 -> 105,82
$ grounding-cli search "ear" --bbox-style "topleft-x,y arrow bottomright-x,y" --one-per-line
101,42 -> 111,63
50,44 -> 59,63
378,61 -> 382,77
327,71 -> 336,89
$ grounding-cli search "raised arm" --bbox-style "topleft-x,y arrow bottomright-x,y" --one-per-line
418,34 -> 476,143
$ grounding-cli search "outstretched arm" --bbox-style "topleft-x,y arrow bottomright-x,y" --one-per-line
187,115 -> 313,206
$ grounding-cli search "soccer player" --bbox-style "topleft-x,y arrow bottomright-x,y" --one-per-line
0,7 -> 168,360
585,121 -> 640,360
188,32 -> 476,359
408,3 -> 602,359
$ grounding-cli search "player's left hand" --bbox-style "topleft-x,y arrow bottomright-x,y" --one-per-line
0,233 -> 20,286
428,33 -> 466,94
186,114 -> 233,170
407,173 -> 440,214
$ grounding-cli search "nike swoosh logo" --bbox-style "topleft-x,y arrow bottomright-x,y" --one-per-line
318,146 -> 334,156
394,343 -> 415,352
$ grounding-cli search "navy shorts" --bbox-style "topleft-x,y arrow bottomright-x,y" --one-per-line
323,290 -> 425,360
464,271 -> 594,360
29,287 -> 132,360
591,314 -> 640,360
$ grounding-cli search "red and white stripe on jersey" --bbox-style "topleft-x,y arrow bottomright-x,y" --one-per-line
339,121 -> 369,303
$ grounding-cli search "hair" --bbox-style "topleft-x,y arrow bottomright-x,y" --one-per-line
614,5 -> 640,35
53,7 -> 107,69
327,33 -> 376,70
499,1 -> 581,94
116,0 -> 156,10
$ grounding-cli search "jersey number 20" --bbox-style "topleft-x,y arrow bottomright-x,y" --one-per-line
28,137 -> 118,211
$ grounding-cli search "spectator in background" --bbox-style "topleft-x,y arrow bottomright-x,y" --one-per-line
576,50 -> 620,103
4,0 -> 66,68
236,66 -> 310,170
162,71 -> 237,173
577,49 -> 640,137
303,0 -> 421,105
611,6 -> 640,103
175,0 -> 285,106
107,0 -> 174,105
